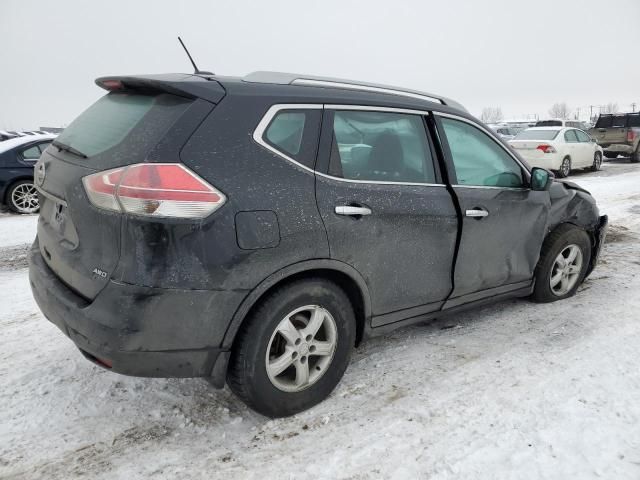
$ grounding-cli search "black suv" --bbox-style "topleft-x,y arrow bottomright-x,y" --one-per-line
29,72 -> 607,417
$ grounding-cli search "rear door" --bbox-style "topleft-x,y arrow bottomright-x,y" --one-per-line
315,107 -> 458,325
435,113 -> 550,306
35,91 -> 200,300
563,129 -> 580,165
575,129 -> 595,166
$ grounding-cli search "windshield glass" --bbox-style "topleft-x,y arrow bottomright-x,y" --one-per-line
514,129 -> 560,140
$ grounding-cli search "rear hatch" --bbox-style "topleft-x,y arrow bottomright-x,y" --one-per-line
590,114 -> 628,144
35,77 -> 222,300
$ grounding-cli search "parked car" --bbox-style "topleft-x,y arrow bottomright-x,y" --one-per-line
29,72 -> 607,417
0,133 -> 55,213
588,113 -> 640,162
487,124 -> 518,141
535,119 -> 590,130
509,127 -> 603,177
0,130 -> 19,141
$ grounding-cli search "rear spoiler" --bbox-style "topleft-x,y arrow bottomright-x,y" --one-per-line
95,73 -> 226,104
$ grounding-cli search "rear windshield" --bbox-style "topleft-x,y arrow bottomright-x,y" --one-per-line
514,129 -> 560,140
595,116 -> 612,128
535,120 -> 562,127
56,92 -> 191,157
612,115 -> 627,127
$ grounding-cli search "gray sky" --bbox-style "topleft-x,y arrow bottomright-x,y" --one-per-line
2,0 -> 639,129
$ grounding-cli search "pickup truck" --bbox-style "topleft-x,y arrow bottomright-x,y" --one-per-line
588,113 -> 640,162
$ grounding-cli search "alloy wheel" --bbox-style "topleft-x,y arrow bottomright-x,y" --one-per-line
549,244 -> 583,296
11,183 -> 39,214
561,158 -> 571,177
265,305 -> 338,392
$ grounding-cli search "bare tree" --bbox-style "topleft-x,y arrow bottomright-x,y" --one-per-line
601,102 -> 619,114
480,107 -> 504,124
548,103 -> 570,119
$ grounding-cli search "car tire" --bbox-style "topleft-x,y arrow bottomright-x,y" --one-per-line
603,152 -> 618,159
591,151 -> 602,171
227,278 -> 356,417
6,180 -> 40,214
556,157 -> 571,178
531,224 -> 591,303
631,145 -> 640,163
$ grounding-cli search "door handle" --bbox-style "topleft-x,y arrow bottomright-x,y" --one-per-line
335,205 -> 372,216
465,208 -> 489,218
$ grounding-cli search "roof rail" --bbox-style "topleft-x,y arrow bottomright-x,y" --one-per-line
291,78 -> 444,105
242,71 -> 467,112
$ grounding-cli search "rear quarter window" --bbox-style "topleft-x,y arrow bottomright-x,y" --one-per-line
629,115 -> 640,127
261,109 -> 322,169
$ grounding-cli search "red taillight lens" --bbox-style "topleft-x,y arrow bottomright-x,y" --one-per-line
536,144 -> 557,153
83,163 -> 226,218
627,130 -> 636,142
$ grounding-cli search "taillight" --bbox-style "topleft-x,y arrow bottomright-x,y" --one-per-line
536,144 -> 557,153
82,163 -> 226,218
627,130 -> 636,142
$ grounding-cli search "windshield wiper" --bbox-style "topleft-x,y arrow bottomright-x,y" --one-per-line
52,140 -> 88,159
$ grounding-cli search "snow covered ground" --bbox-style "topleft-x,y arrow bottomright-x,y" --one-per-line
1,161 -> 639,479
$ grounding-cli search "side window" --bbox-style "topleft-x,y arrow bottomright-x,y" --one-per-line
38,141 -> 52,153
329,110 -> 435,183
564,130 -> 579,143
575,130 -> 590,142
440,117 -> 524,188
262,109 -> 321,169
21,145 -> 42,161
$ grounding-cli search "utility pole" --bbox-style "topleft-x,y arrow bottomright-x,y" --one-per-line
632,102 -> 637,113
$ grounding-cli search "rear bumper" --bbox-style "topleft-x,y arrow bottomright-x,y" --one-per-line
602,144 -> 634,154
517,154 -> 561,171
28,239 -> 243,385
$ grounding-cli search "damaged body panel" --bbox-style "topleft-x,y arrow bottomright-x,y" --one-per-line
29,71 -> 607,397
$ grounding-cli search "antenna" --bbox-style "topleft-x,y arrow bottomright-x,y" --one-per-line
177,37 -> 213,75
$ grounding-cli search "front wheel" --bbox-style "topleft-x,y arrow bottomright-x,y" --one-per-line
227,278 -> 356,417
531,224 -> 591,303
591,151 -> 602,171
556,157 -> 571,178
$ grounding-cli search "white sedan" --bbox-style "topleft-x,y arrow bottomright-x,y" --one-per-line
509,127 -> 603,178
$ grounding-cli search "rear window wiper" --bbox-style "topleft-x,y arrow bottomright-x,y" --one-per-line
52,140 -> 88,159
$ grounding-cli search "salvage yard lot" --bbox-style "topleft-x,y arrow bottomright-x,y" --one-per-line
1,161 -> 640,479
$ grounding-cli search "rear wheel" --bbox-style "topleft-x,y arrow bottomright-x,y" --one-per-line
227,278 -> 356,417
632,145 -> 640,163
556,157 -> 571,178
591,151 -> 602,171
7,180 -> 39,214
531,224 -> 591,303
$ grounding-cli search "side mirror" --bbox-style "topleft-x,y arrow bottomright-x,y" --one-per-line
530,167 -> 554,191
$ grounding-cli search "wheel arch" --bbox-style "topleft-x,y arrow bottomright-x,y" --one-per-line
221,259 -> 372,353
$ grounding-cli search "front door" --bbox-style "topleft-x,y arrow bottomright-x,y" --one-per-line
315,107 -> 458,325
435,113 -> 550,306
